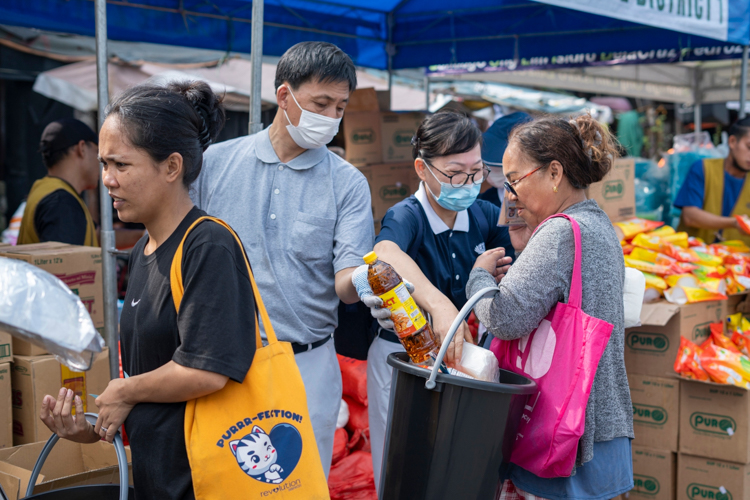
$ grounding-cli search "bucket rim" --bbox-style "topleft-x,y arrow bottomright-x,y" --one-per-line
387,352 -> 537,394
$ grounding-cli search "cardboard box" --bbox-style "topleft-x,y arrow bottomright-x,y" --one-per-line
628,446 -> 676,500
359,163 -> 420,222
0,244 -> 104,331
727,292 -> 750,316
588,157 -> 635,223
0,439 -> 132,499
0,331 -> 11,364
679,378 -> 750,464
380,112 -> 426,163
343,88 -> 382,166
0,363 -> 11,449
629,374 -> 680,451
12,351 -> 110,446
625,299 -> 726,378
677,454 -> 750,500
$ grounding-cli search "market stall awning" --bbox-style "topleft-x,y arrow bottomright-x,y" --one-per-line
1,0 -> 748,71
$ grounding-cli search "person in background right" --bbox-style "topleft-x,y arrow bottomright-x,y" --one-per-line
674,117 -> 750,245
468,114 -> 634,500
479,112 -> 532,208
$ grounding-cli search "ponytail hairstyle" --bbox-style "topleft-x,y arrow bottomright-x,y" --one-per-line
508,113 -> 619,189
105,80 -> 226,188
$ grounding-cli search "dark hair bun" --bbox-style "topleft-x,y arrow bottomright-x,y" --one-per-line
569,114 -> 618,185
169,81 -> 225,152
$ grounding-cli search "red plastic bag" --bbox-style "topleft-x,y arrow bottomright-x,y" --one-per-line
344,396 -> 370,453
338,354 -> 368,406
332,427 -> 349,465
328,451 -> 377,500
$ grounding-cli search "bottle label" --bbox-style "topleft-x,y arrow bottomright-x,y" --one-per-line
378,283 -> 427,336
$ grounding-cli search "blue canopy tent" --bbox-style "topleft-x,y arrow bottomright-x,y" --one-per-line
2,0 -> 748,379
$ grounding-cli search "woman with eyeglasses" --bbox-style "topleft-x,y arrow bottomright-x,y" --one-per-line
352,111 -> 514,493
469,114 -> 634,500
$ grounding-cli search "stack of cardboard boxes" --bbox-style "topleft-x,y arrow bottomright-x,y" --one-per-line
0,242 -> 110,449
340,88 -> 426,233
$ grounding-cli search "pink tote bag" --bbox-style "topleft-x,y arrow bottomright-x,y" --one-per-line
490,214 -> 614,478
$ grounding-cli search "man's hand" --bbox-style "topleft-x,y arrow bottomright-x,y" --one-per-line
94,378 -> 135,444
472,248 -> 512,283
40,388 -> 100,444
509,224 -> 533,252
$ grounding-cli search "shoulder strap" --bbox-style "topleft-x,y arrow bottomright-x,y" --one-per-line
468,202 -> 490,242
535,213 -> 582,308
169,215 -> 278,346
404,198 -> 425,261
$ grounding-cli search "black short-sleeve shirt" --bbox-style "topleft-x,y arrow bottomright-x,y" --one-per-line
34,189 -> 88,245
376,196 -> 514,310
120,207 -> 256,500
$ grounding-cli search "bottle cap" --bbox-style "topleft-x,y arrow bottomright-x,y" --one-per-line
363,251 -> 378,264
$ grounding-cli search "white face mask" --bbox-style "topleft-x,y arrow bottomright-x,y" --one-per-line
281,86 -> 341,150
486,166 -> 506,189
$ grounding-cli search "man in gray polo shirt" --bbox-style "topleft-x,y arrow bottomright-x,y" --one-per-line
191,42 -> 374,476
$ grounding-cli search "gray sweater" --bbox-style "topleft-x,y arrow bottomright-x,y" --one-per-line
467,199 -> 633,469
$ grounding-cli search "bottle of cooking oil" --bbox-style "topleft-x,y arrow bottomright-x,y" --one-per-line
363,251 -> 439,363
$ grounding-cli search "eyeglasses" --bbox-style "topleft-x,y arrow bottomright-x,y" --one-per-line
503,165 -> 545,197
423,159 -> 490,188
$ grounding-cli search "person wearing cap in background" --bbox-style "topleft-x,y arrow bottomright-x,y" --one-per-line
675,117 -> 750,244
479,112 -> 532,208
18,118 -> 100,246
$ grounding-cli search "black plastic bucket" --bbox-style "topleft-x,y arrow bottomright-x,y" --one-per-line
381,352 -> 537,500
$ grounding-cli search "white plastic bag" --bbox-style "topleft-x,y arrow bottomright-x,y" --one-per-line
457,342 -> 500,383
0,257 -> 104,370
623,268 -> 646,328
336,398 -> 350,429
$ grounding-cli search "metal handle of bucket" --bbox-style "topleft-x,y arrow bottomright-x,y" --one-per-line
425,286 -> 500,390
26,413 -> 129,500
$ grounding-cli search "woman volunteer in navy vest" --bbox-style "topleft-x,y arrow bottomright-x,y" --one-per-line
38,81 -> 257,500
353,111 -> 515,492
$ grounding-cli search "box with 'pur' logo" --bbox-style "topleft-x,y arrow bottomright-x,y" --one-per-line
629,374 -> 679,452
628,446 -> 676,500
624,299 -> 726,378
678,454 -> 750,500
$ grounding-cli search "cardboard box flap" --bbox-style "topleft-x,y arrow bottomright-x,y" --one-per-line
346,88 -> 379,112
81,441 -> 131,472
0,471 -> 20,500
0,461 -> 44,498
675,373 -> 750,391
640,301 -> 681,326
0,440 -> 84,481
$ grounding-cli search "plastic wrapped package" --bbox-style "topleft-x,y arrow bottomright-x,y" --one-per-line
0,257 -> 104,370
457,342 -> 500,383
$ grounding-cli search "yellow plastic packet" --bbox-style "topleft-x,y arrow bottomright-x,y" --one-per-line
664,286 -> 727,305
624,256 -> 670,275
659,241 -> 700,263
695,276 -> 728,295
660,232 -> 689,248
631,233 -> 662,251
695,250 -> 724,267
644,226 -> 676,238
629,247 -> 658,263
643,272 -> 668,291
614,218 -> 665,240
665,274 -> 698,288
722,240 -> 750,253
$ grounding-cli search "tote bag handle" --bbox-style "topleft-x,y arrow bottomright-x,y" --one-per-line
534,213 -> 583,309
169,215 -> 278,347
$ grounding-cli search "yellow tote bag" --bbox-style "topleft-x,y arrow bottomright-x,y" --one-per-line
170,216 -> 330,500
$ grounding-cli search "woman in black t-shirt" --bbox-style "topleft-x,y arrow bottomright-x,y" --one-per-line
39,81 -> 257,500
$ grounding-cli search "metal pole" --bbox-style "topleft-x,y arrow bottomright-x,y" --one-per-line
740,45 -> 749,120
387,12 -> 394,111
424,76 -> 430,111
693,66 -> 702,142
248,0 -> 264,134
95,0 -> 119,381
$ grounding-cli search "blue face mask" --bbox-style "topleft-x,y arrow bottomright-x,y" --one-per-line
424,163 -> 481,212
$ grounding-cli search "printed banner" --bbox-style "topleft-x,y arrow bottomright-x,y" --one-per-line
531,0 -> 730,41
426,44 -> 747,75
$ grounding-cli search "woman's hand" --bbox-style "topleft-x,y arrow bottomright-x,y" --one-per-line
40,388 -> 100,444
94,378 -> 135,443
428,300 -> 473,366
509,224 -> 533,252
473,248 -> 513,283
